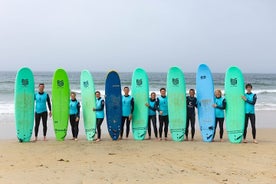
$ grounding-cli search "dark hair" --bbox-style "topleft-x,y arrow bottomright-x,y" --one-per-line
160,87 -> 166,91
95,91 -> 101,95
124,86 -> 129,90
150,92 -> 156,96
245,83 -> 252,89
189,89 -> 195,92
71,91 -> 76,96
39,83 -> 45,86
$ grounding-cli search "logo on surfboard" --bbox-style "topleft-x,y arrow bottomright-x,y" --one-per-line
21,79 -> 29,86
200,75 -> 206,79
57,80 -> 64,87
136,79 -> 142,86
230,78 -> 237,86
172,78 -> 179,85
83,80 -> 89,88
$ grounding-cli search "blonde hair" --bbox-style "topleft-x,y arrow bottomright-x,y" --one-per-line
215,89 -> 222,97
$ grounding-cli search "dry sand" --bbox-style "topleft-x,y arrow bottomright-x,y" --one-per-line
0,128 -> 275,184
0,110 -> 275,184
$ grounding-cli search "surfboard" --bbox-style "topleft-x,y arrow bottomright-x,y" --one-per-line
14,67 -> 35,142
105,71 -> 122,140
225,66 -> 245,143
131,68 -> 149,140
52,68 -> 70,141
167,66 -> 186,142
196,64 -> 215,142
80,70 -> 96,141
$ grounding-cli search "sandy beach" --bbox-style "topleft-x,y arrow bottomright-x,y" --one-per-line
0,110 -> 276,184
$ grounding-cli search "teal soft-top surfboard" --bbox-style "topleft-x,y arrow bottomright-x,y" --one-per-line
14,67 -> 35,142
225,66 -> 245,143
167,66 -> 186,142
80,70 -> 96,141
52,68 -> 70,141
196,64 -> 215,142
131,68 -> 149,140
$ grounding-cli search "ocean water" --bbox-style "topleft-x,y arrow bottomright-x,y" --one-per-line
1,71 -> 276,116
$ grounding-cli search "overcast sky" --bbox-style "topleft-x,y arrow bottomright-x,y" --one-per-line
0,0 -> 275,73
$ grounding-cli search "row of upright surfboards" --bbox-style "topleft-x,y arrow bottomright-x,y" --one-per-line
14,64 -> 245,143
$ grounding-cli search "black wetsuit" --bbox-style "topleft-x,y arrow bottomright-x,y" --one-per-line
121,96 -> 134,138
95,97 -> 105,139
34,92 -> 51,137
69,99 -> 81,139
243,93 -> 257,139
213,98 -> 226,139
147,98 -> 158,138
185,96 -> 197,139
155,96 -> 169,139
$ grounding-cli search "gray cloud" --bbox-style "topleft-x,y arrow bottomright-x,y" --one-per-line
0,0 -> 275,73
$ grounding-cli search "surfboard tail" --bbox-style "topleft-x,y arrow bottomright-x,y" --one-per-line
171,130 -> 185,142
227,131 -> 243,143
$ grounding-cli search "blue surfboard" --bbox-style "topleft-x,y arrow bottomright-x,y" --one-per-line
105,71 -> 122,140
196,64 -> 215,142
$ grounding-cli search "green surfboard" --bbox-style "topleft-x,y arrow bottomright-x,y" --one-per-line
52,68 -> 70,141
131,68 -> 149,140
14,67 -> 35,142
80,70 -> 96,141
167,66 -> 187,142
225,66 -> 245,143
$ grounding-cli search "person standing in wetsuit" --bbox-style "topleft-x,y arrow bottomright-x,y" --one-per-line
145,92 -> 158,140
93,91 -> 105,142
34,83 -> 52,141
212,89 -> 226,142
69,92 -> 81,141
242,83 -> 258,144
185,89 -> 197,141
155,88 -> 169,141
120,87 -> 134,139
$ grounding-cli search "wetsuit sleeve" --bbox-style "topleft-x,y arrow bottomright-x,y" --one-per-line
130,98 -> 134,114
95,100 -> 105,111
246,94 -> 257,105
77,102 -> 81,118
195,98 -> 198,108
155,98 -> 160,112
216,99 -> 226,110
47,94 -> 52,111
